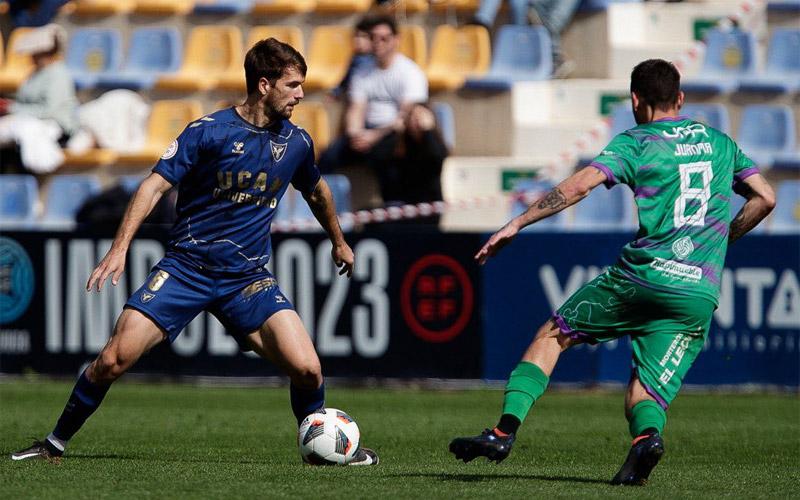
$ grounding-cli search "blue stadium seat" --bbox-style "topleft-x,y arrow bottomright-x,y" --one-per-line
288,175 -> 353,231
609,103 -> 636,136
464,25 -> 552,90
0,174 -> 38,226
770,180 -> 800,233
767,0 -> 800,12
681,103 -> 731,134
96,27 -> 182,90
737,105 -> 796,169
579,0 -> 641,12
193,0 -> 254,14
571,183 -> 636,231
117,175 -> 146,193
738,28 -> 800,93
65,28 -> 122,90
682,29 -> 757,94
43,175 -> 102,225
432,102 -> 455,151
729,194 -> 766,234
510,179 -> 567,231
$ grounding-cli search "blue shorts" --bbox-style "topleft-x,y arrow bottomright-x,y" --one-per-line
124,254 -> 294,347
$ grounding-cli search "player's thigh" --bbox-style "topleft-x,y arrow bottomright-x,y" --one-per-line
245,310 -> 321,381
631,297 -> 715,408
90,308 -> 167,379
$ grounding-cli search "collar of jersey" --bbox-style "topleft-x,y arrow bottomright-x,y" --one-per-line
230,106 -> 286,135
652,115 -> 690,123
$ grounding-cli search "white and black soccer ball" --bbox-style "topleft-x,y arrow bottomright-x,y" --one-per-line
298,408 -> 360,465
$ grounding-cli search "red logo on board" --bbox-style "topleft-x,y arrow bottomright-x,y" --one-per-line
400,254 -> 474,343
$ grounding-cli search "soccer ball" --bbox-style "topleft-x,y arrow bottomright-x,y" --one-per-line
298,408 -> 360,465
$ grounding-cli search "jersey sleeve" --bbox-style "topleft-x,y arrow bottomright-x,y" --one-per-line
731,140 -> 759,189
588,133 -> 639,188
151,125 -> 205,186
290,132 -> 321,195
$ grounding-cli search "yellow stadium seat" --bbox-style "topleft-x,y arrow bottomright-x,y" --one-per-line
431,0 -> 479,13
382,0 -> 429,13
426,25 -> 490,91
117,100 -> 204,165
62,149 -> 119,168
315,0 -> 371,13
290,101 -> 330,153
399,25 -> 427,67
133,0 -> 194,15
0,28 -> 35,93
303,26 -> 352,91
68,0 -> 134,16
218,26 -> 305,93
155,26 -> 242,92
250,0 -> 316,15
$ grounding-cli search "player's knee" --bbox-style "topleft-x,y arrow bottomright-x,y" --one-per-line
92,349 -> 129,382
290,361 -> 322,389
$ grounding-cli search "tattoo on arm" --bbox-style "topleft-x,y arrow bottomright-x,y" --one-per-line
728,208 -> 752,244
536,188 -> 567,211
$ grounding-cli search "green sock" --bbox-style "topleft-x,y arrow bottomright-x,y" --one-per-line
628,400 -> 666,438
501,361 -> 549,424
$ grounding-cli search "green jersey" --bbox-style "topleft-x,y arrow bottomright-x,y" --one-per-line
589,116 -> 758,305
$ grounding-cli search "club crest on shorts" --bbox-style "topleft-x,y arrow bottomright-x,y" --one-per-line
270,141 -> 287,162
141,292 -> 155,303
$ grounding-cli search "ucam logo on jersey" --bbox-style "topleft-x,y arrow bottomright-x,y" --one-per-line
270,141 -> 287,162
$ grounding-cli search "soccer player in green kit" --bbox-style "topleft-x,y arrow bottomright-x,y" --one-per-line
449,59 -> 776,485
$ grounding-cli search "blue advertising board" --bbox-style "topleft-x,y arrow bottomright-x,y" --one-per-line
482,233 -> 800,387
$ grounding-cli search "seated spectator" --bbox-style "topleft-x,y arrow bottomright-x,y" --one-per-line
320,15 -> 447,206
0,24 -> 78,174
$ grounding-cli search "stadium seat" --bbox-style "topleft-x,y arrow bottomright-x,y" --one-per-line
738,28 -> 800,94
464,25 -> 552,91
427,25 -> 491,91
382,0 -> 429,13
609,103 -> 636,136
193,0 -> 254,14
289,174 -> 353,231
155,26 -> 242,92
578,0 -> 641,12
291,102 -> 330,153
117,100 -> 204,165
314,0 -> 371,13
770,180 -> 800,233
571,183 -> 636,231
767,0 -> 800,12
0,174 -> 38,226
132,0 -> 194,15
681,29 -> 757,94
432,102 -> 456,151
43,174 -> 102,225
217,25 -> 304,92
0,28 -> 35,92
430,0 -> 479,14
681,103 -> 731,134
96,27 -> 182,90
250,0 -> 316,14
62,149 -> 119,168
65,28 -> 123,90
117,174 -> 146,193
68,0 -> 134,15
737,105 -> 796,169
510,179 -> 567,231
399,25 -> 427,67
303,26 -> 352,91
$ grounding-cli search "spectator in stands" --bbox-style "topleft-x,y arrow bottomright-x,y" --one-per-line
331,17 -> 375,100
471,0 -> 582,78
320,15 -> 446,206
0,24 -> 78,173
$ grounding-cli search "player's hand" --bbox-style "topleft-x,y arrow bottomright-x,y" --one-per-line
332,242 -> 354,278
86,247 -> 127,292
474,221 -> 520,265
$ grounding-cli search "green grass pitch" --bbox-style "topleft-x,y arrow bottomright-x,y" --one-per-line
1,380 -> 797,499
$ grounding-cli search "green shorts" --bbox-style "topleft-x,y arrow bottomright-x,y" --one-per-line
553,268 -> 715,409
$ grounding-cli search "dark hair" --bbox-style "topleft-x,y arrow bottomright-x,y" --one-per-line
244,38 -> 307,95
630,59 -> 681,112
355,17 -> 372,33
360,14 -> 398,35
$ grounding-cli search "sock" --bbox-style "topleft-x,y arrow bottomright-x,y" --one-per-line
290,381 -> 325,425
52,371 -> 111,443
628,400 -> 666,439
499,361 -> 549,431
495,414 -> 521,436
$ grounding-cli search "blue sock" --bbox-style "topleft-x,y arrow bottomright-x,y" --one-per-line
52,371 -> 111,442
290,381 -> 325,425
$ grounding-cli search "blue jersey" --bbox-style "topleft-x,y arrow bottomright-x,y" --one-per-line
152,107 -> 320,274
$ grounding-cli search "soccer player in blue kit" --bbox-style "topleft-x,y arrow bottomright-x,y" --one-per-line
12,38 -> 378,465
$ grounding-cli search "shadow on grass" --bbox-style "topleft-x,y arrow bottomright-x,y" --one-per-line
389,472 -> 609,485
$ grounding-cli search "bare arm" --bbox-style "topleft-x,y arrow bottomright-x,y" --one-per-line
86,172 -> 174,291
302,179 -> 354,277
475,166 -> 608,265
729,174 -> 776,244
345,101 -> 367,138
